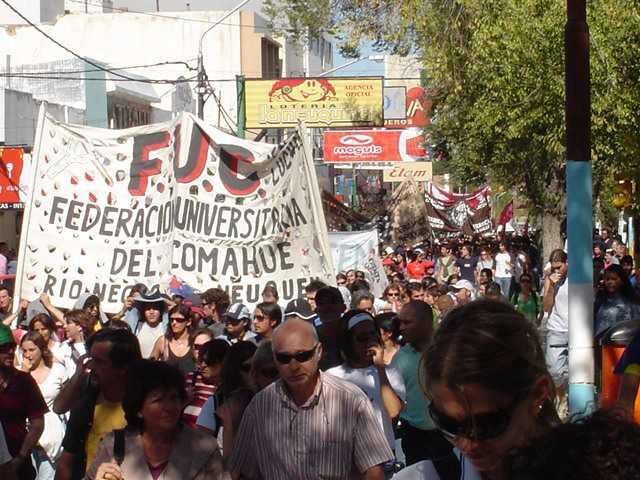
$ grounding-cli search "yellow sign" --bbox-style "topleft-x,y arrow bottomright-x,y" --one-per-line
383,162 -> 433,183
244,77 -> 384,129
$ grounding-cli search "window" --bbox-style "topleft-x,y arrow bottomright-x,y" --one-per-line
261,38 -> 281,79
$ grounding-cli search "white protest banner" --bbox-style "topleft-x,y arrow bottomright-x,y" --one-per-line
329,229 -> 388,297
16,109 -> 334,312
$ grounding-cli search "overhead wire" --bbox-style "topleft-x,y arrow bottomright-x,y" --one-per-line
0,60 -> 197,77
0,0 -> 196,84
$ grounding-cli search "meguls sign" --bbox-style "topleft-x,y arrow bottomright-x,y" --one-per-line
323,129 -> 426,163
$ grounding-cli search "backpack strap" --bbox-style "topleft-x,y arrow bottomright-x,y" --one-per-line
113,428 -> 126,466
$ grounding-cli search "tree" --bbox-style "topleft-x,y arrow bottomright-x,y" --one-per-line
264,0 -> 640,258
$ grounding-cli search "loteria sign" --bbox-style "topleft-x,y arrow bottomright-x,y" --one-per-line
244,77 -> 384,129
323,129 -> 426,163
383,161 -> 432,183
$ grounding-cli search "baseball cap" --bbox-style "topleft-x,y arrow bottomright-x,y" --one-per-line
0,324 -> 15,346
224,303 -> 251,322
384,246 -> 394,255
452,279 -> 475,291
284,298 -> 315,320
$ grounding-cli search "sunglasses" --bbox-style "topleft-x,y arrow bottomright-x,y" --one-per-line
428,391 -> 527,441
387,293 -> 400,298
337,281 -> 346,286
225,317 -> 246,326
274,344 -> 319,364
254,315 -> 266,321
170,316 -> 187,323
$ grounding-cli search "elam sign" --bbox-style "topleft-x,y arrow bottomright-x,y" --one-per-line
383,161 -> 432,183
323,129 -> 426,163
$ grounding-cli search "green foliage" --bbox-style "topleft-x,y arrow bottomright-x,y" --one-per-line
265,0 -> 640,222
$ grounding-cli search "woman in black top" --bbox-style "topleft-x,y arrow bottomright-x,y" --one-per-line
150,305 -> 195,375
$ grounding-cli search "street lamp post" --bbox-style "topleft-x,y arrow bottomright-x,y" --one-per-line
565,0 -> 595,416
197,0 -> 252,119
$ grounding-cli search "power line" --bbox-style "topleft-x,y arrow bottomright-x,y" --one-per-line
0,60 -> 197,77
0,0 -> 192,85
0,73 -> 234,82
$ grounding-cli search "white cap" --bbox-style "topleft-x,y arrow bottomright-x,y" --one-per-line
384,246 -> 394,255
452,279 -> 474,291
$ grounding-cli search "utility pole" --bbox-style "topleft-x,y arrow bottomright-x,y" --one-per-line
565,0 -> 595,416
155,1 -> 160,12
197,0 -> 251,120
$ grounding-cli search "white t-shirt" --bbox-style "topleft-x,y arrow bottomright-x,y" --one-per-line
0,420 -> 11,465
494,252 -> 512,278
50,341 -> 85,379
326,364 -> 406,450
513,252 -> 527,280
392,450 -> 481,480
36,363 -> 69,461
546,279 -> 569,332
196,395 -> 218,432
137,322 -> 165,358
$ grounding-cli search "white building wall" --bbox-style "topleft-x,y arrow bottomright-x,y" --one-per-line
0,0 -> 65,25
0,12 -> 242,128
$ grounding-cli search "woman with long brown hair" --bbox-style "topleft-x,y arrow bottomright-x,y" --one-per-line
19,331 -> 68,480
393,300 -> 559,480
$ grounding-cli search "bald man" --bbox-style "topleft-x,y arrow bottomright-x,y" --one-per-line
229,318 -> 393,480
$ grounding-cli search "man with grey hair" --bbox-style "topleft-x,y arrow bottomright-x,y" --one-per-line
228,318 -> 393,479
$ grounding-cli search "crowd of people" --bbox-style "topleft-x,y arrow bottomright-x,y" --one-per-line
0,230 -> 638,480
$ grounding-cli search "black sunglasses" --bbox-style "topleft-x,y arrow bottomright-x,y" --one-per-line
274,344 -> 319,364
428,390 -> 527,441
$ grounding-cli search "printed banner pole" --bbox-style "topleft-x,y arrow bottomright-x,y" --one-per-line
13,104 -> 46,313
298,123 -> 335,280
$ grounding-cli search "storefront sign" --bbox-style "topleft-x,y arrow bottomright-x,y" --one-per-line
0,147 -> 28,209
17,110 -> 334,312
323,128 -> 426,163
383,161 -> 432,183
383,86 -> 406,120
245,77 -> 384,128
384,85 -> 431,129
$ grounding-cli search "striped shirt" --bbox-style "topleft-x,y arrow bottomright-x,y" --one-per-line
182,371 -> 216,428
228,372 -> 394,479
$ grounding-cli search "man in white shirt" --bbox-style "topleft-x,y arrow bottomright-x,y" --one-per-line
493,241 -> 513,297
542,249 -> 569,401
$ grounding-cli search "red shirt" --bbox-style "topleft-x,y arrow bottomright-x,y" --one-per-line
406,260 -> 435,280
0,369 -> 48,455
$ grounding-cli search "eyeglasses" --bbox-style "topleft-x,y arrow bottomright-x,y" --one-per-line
354,332 -> 378,343
170,316 -> 187,323
254,315 -> 266,321
224,317 -> 246,326
387,293 -> 400,298
520,279 -> 532,284
428,391 -> 527,441
337,281 -> 346,286
274,344 -> 319,364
